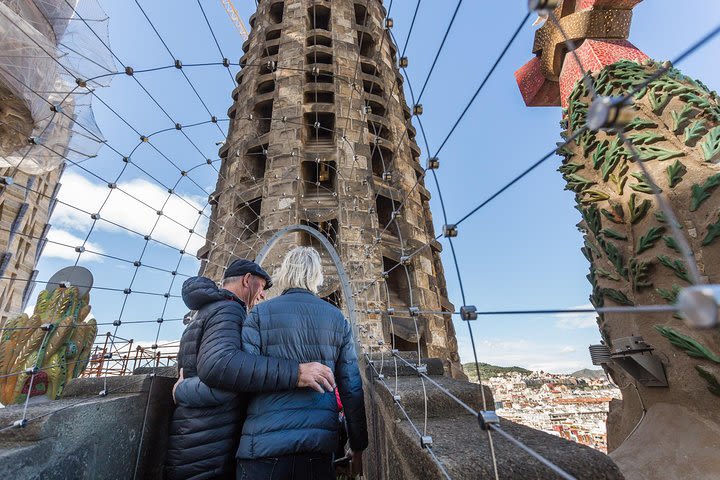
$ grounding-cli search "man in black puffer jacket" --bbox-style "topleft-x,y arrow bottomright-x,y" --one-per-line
165,259 -> 336,480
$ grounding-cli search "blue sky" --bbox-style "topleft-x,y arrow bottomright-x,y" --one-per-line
29,1 -> 720,372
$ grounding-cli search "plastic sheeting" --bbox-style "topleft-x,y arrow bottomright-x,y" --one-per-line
0,0 -> 115,174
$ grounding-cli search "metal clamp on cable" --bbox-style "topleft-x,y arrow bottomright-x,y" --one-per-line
13,419 -> 27,428
586,96 -> 634,132
443,224 -> 458,238
24,366 -> 39,375
420,436 -> 433,448
98,390 -> 107,397
460,305 -> 477,320
676,285 -> 720,328
528,0 -> 558,12
427,157 -> 439,170
478,410 -> 499,430
408,306 -> 420,317
416,364 -> 428,375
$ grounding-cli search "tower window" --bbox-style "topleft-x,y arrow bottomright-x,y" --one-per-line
269,2 -> 284,24
306,33 -> 332,47
306,51 -> 332,65
308,5 -> 331,31
305,112 -> 335,143
302,160 -> 337,194
254,100 -> 274,135
354,4 -> 367,25
304,91 -> 334,104
266,29 -> 281,41
261,44 -> 279,58
376,195 -> 399,236
243,144 -> 268,181
236,197 -> 262,238
357,32 -> 375,57
371,145 -> 393,177
257,79 -> 276,94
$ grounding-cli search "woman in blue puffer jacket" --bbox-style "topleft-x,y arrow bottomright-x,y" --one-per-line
236,246 -> 368,480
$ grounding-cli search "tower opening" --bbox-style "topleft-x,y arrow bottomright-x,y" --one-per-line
361,61 -> 380,77
306,70 -> 334,84
322,289 -> 342,309
269,1 -> 284,24
261,44 -> 279,57
265,28 -> 281,41
371,145 -> 393,178
235,197 -> 262,238
306,33 -> 332,47
254,100 -> 273,135
353,4 -> 367,25
367,119 -> 391,142
257,79 -> 275,94
357,32 -> 376,58
301,160 -> 337,194
376,195 -> 399,236
365,99 -> 386,117
301,218 -> 339,246
306,51 -> 332,65
243,144 -> 268,181
305,112 -> 335,144
308,5 -> 331,31
304,91 -> 334,104
363,79 -> 383,96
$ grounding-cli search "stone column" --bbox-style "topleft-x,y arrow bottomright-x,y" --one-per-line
516,1 -> 720,478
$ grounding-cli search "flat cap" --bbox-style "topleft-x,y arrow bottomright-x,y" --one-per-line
224,258 -> 273,289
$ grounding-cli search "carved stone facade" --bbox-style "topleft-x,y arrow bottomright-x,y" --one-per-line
0,166 -> 62,325
197,0 -> 462,376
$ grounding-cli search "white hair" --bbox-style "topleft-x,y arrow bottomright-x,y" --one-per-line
221,275 -> 244,288
274,246 -> 324,293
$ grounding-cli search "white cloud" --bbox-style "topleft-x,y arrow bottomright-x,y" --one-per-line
53,172 -> 209,254
458,338 -> 589,374
560,346 -> 576,353
554,303 -> 598,330
43,228 -> 105,261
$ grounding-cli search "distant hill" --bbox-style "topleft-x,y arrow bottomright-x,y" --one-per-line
570,368 -> 606,379
463,362 -> 531,381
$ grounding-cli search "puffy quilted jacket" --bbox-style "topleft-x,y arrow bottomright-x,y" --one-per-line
164,277 -> 300,480
237,288 -> 368,459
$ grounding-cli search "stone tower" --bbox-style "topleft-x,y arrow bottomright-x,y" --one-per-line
516,1 -> 720,478
197,0 -> 462,376
0,1 -> 72,324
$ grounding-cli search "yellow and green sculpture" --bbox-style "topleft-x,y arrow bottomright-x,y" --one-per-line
0,267 -> 97,405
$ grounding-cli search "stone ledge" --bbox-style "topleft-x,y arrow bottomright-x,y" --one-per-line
365,363 -> 625,479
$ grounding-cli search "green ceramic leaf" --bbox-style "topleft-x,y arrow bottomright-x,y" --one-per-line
602,288 -> 634,306
690,173 -> 720,211
656,284 -> 680,304
702,213 -> 720,246
601,203 -> 625,224
695,366 -> 720,397
657,255 -> 691,283
602,228 -> 627,241
629,193 -> 652,224
637,226 -> 665,254
663,235 -> 681,252
655,325 -> 720,363
683,119 -> 706,146
670,103 -> 694,133
666,160 -> 686,188
635,145 -> 685,162
701,126 -> 720,162
630,172 -> 656,194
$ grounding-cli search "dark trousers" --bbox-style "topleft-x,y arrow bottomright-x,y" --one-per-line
236,453 -> 334,480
